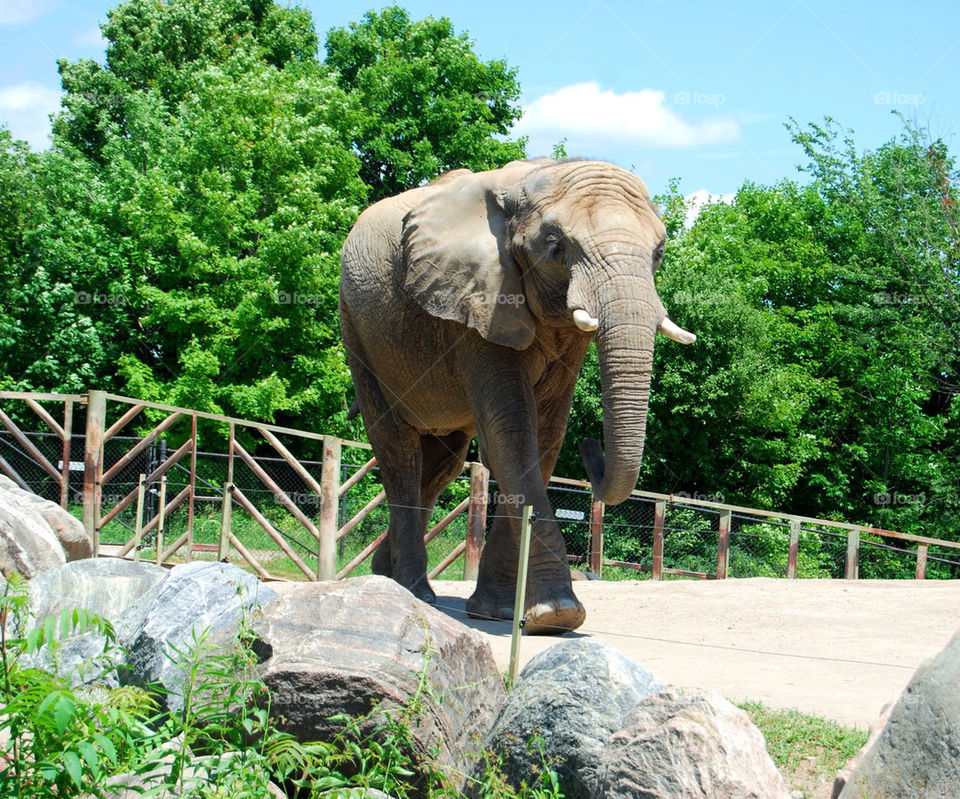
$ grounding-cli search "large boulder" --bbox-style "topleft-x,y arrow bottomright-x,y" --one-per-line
594,688 -> 791,799
21,558 -> 167,686
0,488 -> 66,578
837,626 -> 960,799
0,476 -> 93,561
240,576 -> 505,794
119,561 -> 277,711
476,638 -> 662,799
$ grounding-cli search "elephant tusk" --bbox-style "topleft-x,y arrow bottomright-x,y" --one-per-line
572,309 -> 599,332
659,316 -> 696,344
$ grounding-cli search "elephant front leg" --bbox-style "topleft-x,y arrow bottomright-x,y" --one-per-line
461,350 -> 585,633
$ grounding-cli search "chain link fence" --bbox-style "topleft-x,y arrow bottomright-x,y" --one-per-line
3,392 -> 960,582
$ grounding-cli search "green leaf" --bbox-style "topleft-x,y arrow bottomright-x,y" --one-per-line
54,693 -> 77,734
62,750 -> 83,787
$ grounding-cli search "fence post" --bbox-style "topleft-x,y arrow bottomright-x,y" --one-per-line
156,475 -> 167,566
915,543 -> 928,580
464,462 -> 488,582
82,390 -> 106,555
652,499 -> 665,580
507,505 -> 533,690
318,436 -> 341,580
845,529 -> 860,579
133,474 -> 146,562
219,482 -> 232,562
716,509 -> 732,579
787,518 -> 801,579
589,497 -> 605,577
187,413 -> 197,554
60,400 -> 73,508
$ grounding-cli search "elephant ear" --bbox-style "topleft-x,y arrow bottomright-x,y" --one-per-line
401,166 -> 538,350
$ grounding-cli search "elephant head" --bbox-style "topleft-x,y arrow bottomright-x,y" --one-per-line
401,159 -> 695,505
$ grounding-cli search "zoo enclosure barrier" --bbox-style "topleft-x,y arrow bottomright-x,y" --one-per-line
2,390 -> 959,581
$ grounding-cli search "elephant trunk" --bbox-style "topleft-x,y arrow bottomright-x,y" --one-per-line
579,274 -> 659,506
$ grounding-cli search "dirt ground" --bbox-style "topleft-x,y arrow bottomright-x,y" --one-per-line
432,577 -> 960,730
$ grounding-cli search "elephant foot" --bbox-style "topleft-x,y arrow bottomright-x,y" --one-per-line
405,574 -> 436,605
466,588 -> 515,622
523,596 -> 585,635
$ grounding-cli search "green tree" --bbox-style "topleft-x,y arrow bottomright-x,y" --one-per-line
325,6 -> 526,200
9,0 -> 367,436
560,119 -> 959,546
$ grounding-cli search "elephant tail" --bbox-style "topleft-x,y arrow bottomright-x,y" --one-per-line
347,398 -> 360,421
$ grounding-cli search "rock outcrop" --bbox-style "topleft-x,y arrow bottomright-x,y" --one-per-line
594,687 -> 792,799
836,626 -> 960,799
477,638 -> 662,799
0,476 -> 93,578
119,561 -> 277,711
240,576 -> 505,794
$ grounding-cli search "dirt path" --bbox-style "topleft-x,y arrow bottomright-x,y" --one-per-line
433,577 -> 960,729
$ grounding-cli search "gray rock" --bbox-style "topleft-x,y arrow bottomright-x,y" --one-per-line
119,561 -> 276,712
830,702 -> 892,798
477,638 -> 662,799
594,687 -> 791,799
0,476 -> 92,561
21,558 -> 167,687
837,627 -> 960,799
242,576 -> 504,794
0,489 -> 65,578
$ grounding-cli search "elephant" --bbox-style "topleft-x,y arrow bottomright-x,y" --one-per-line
339,158 -> 695,634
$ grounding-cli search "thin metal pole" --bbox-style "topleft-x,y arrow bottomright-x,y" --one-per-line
508,505 -> 533,690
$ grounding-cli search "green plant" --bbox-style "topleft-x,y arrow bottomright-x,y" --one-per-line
0,573 -> 156,798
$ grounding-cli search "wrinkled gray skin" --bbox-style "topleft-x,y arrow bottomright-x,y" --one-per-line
339,159 -> 695,633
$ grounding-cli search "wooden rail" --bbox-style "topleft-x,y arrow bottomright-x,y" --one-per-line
2,389 -> 958,583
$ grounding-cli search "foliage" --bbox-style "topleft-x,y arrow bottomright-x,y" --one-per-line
325,5 -> 527,201
1,0 -> 959,562
561,117 -> 959,546
0,573 -> 156,797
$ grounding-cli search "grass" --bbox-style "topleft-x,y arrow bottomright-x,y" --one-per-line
740,701 -> 868,799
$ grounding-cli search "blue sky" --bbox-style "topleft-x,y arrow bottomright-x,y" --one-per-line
1,0 -> 958,205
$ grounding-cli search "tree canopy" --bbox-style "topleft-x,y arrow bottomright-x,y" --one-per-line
561,119 -> 959,541
324,6 -> 526,200
0,1 -> 956,543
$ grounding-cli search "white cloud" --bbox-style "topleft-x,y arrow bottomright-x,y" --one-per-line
0,0 -> 56,25
515,82 -> 741,151
683,188 -> 735,227
73,25 -> 106,50
0,82 -> 61,150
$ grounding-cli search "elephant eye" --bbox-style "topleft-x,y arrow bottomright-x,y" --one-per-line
652,240 -> 665,271
545,231 -> 565,258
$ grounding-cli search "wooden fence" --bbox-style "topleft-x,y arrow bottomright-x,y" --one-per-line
1,390 -> 958,581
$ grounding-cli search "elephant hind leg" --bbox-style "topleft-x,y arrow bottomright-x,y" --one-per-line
342,320 -> 431,601
371,432 -> 467,585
